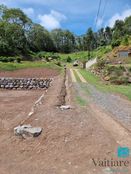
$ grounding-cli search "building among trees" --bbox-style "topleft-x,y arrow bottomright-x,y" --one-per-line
117,47 -> 131,58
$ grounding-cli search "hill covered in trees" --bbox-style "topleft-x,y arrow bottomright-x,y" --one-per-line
0,4 -> 131,57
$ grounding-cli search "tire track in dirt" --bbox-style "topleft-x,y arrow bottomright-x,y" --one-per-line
70,69 -> 77,82
74,69 -> 87,83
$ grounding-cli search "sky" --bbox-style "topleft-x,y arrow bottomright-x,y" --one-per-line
0,0 -> 131,35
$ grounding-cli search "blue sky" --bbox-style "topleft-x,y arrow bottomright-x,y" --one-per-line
0,0 -> 131,35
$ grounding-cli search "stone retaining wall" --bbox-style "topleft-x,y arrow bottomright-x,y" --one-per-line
0,78 -> 52,90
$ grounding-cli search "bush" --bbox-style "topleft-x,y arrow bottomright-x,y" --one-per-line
16,57 -> 22,63
96,58 -> 106,69
52,54 -> 60,60
110,76 -> 128,85
0,56 -> 22,63
111,39 -> 121,48
55,61 -> 61,66
66,56 -> 72,63
36,52 -> 59,61
106,65 -> 125,76
121,36 -> 129,46
128,67 -> 131,72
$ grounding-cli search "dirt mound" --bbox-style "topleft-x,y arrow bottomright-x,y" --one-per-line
0,68 -> 59,78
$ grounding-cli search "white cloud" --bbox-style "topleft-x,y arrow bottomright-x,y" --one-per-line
23,8 -> 34,17
108,9 -> 131,28
38,10 -> 67,30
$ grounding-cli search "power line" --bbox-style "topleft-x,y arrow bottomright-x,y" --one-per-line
94,0 -> 109,51
101,0 -> 108,20
95,0 -> 102,29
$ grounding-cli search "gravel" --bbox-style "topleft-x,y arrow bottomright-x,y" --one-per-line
74,82 -> 131,130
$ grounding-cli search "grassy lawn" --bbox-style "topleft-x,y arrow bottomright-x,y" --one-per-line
0,61 -> 62,71
79,69 -> 131,101
58,51 -> 89,62
58,46 -> 112,62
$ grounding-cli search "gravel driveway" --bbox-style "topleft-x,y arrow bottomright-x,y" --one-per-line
71,68 -> 131,131
74,82 -> 131,131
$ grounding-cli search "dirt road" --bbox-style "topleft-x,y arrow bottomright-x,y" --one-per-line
0,68 -> 131,174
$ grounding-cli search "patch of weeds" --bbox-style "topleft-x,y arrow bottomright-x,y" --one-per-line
76,96 -> 87,106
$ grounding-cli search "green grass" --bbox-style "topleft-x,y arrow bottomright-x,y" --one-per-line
73,69 -> 81,82
79,69 -> 131,101
0,61 -> 62,71
58,45 -> 112,62
76,96 -> 87,106
93,45 -> 112,58
109,64 -> 131,68
58,51 -> 89,62
73,70 -> 90,94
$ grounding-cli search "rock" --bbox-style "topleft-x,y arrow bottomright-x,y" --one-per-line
128,77 -> 131,83
14,124 -> 42,138
60,105 -> 71,110
14,124 -> 31,135
118,61 -> 122,64
0,78 -> 52,90
104,76 -> 110,81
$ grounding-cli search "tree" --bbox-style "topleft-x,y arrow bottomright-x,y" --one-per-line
124,16 -> 131,35
0,21 -> 27,55
112,20 -> 125,40
83,28 -> 95,58
2,8 -> 32,28
121,36 -> 129,46
111,39 -> 121,48
0,4 -> 130,57
0,4 -> 7,20
76,36 -> 84,51
27,24 -> 55,52
62,30 -> 76,53
105,26 -> 112,45
51,29 -> 75,53
0,5 -> 31,55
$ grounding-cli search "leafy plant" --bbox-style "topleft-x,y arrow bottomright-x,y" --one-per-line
66,56 -> 72,62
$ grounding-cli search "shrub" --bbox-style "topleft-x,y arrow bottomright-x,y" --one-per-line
66,56 -> 72,63
55,61 -> 61,66
128,67 -> 131,72
121,36 -> 129,46
111,39 -> 121,48
106,65 -> 125,76
96,58 -> 106,69
0,56 -> 22,63
110,76 -> 128,85
16,57 -> 22,63
52,54 -> 59,60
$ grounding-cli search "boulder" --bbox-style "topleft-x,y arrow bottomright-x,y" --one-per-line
60,105 -> 71,110
14,124 -> 42,138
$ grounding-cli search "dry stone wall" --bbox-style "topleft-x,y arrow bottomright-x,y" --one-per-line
0,78 -> 52,90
